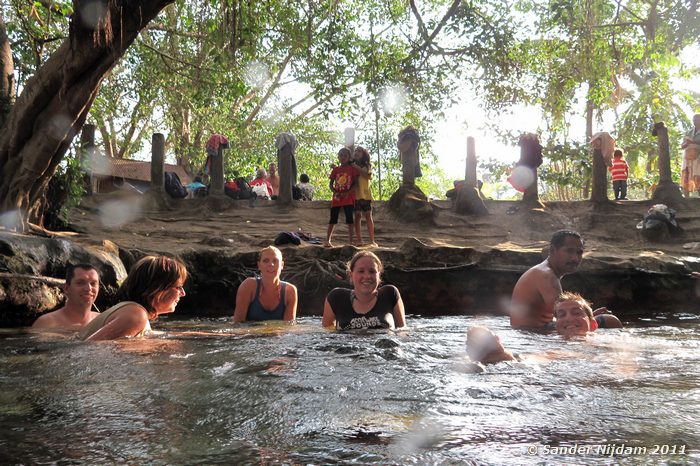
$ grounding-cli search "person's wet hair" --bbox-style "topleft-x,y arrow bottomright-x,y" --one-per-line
550,230 -> 583,248
466,326 -> 502,362
65,264 -> 98,285
258,245 -> 282,262
553,291 -> 593,320
347,250 -> 383,275
116,255 -> 187,318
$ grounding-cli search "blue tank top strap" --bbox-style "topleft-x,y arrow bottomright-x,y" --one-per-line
246,277 -> 286,321
254,276 -> 262,299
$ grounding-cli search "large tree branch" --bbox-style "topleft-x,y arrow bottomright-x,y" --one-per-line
408,0 -> 462,57
243,51 -> 293,126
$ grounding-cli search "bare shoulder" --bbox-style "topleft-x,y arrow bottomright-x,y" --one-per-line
516,263 -> 548,284
111,303 -> 149,322
31,311 -> 61,328
242,277 -> 257,286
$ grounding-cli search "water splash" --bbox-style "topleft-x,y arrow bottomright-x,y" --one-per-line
379,85 -> 407,116
85,150 -> 112,174
390,417 -> 446,457
46,113 -> 75,141
244,61 -> 270,90
0,210 -> 21,230
98,199 -> 142,228
78,1 -> 107,30
509,165 -> 536,191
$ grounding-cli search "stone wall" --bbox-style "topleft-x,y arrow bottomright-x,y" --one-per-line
1,232 -> 698,327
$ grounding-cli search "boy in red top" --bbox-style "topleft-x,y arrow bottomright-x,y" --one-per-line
609,148 -> 629,200
325,148 -> 360,247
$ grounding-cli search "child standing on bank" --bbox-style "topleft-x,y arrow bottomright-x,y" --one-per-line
325,148 -> 359,247
609,148 -> 629,200
352,146 -> 377,247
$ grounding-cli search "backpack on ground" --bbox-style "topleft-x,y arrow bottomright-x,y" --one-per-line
235,177 -> 254,199
224,177 -> 255,200
164,172 -> 188,199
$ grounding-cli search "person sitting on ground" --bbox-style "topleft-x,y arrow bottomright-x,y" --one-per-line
79,255 -> 187,341
267,163 -> 280,199
297,173 -> 315,200
32,264 -> 101,330
468,291 -> 622,364
250,168 -> 273,199
187,175 -> 207,198
322,251 -> 406,330
233,246 -> 298,322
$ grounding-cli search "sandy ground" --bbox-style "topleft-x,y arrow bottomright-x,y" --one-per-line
65,190 -> 700,259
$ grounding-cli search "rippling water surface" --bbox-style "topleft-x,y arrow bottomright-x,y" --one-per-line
1,315 -> 699,465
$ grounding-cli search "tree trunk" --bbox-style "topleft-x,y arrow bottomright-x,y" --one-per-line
651,122 -> 685,207
0,15 -> 15,128
0,0 -> 174,230
590,147 -> 609,202
582,97 -> 593,198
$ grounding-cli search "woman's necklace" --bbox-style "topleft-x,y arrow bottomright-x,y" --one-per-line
260,280 -> 281,308
351,290 -> 377,314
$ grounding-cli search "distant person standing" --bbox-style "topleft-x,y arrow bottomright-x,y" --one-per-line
608,149 -> 629,200
681,114 -> 700,197
352,146 -> 377,246
325,148 -> 359,248
297,173 -> 315,200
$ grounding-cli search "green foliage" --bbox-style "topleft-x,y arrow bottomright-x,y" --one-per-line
4,0 -> 698,206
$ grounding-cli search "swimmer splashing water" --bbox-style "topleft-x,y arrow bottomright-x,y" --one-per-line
468,292 -> 621,364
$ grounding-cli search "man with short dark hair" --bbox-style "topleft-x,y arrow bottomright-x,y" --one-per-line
32,264 -> 100,329
510,230 -> 584,329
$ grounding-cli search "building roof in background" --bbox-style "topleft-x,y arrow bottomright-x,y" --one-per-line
88,156 -> 191,185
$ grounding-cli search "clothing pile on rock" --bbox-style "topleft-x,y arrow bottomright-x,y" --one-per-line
636,204 -> 683,236
274,230 -> 323,246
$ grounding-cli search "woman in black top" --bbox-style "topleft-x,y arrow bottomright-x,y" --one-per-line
322,251 -> 406,330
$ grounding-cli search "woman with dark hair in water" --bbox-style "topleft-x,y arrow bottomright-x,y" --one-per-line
80,255 -> 188,340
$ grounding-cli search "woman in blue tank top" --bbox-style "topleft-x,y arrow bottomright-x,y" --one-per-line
233,246 -> 298,322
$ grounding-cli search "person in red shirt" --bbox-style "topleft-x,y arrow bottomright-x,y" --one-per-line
325,148 -> 360,247
250,168 -> 273,199
609,148 -> 629,200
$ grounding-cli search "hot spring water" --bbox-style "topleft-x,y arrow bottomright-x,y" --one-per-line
1,315 -> 698,465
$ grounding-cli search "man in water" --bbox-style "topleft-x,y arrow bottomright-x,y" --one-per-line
510,230 -> 621,330
510,230 -> 584,329
32,264 -> 101,329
